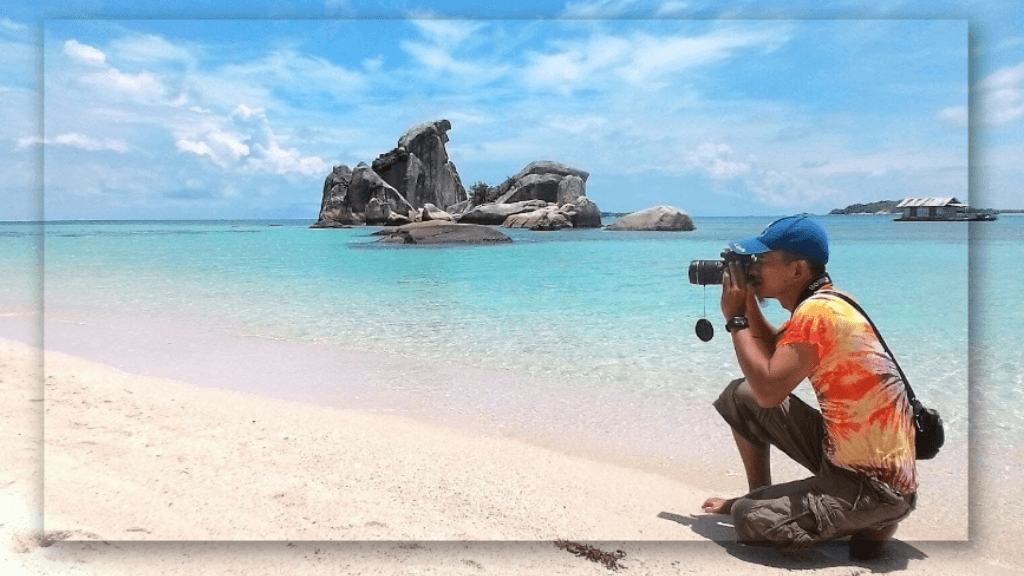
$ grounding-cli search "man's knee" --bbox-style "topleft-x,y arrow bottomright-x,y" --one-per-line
731,496 -> 820,549
714,377 -> 747,415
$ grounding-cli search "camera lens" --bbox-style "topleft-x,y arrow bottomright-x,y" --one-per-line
688,259 -> 726,285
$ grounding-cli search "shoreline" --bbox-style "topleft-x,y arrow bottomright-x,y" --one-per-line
13,335 -> 718,541
4,312 -> 1014,573
0,312 -> 968,540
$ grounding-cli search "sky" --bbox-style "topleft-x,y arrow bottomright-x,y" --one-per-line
1,1 -> 1021,220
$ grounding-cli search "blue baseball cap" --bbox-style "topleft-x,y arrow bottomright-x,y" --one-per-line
728,215 -> 829,265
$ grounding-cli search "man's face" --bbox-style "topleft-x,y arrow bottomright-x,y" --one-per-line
747,250 -> 796,299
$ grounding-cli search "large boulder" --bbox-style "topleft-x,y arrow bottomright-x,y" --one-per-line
314,165 -> 361,226
420,203 -> 455,222
495,173 -> 563,204
364,196 -> 390,225
482,161 -> 590,206
606,206 -> 695,231
503,204 -> 576,231
513,160 -> 590,183
364,195 -> 414,226
372,119 -> 467,212
572,196 -> 603,228
463,161 -> 603,229
376,220 -> 513,245
556,175 -> 585,206
349,163 -> 415,220
458,199 -> 549,225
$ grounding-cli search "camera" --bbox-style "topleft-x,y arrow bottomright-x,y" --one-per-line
688,249 -> 752,285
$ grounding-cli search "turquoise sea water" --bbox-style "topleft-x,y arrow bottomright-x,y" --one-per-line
3,215 -> 1018,453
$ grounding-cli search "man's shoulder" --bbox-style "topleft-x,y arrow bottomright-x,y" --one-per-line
799,289 -> 843,310
798,290 -> 872,331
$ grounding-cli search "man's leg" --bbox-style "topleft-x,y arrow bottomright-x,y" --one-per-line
728,461 -> 914,554
849,524 -> 899,560
734,428 -> 771,491
703,378 -> 825,515
702,429 -> 771,514
704,379 -> 912,555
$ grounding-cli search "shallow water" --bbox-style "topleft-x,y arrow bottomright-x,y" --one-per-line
1,215 -> 1007,449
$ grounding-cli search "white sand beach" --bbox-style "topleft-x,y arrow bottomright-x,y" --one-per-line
2,317 -> 1021,575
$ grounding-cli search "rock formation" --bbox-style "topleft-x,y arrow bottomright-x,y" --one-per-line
419,203 -> 456,222
312,120 -> 467,228
572,196 -> 603,228
352,164 -> 417,226
312,122 -> 603,233
503,204 -> 577,231
312,165 -> 358,227
372,120 -> 466,211
458,200 -> 550,225
375,220 -> 513,245
458,161 -> 601,229
605,206 -> 695,231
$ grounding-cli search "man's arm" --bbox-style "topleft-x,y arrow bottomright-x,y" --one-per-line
721,263 -> 817,407
730,331 -> 817,407
743,293 -> 778,356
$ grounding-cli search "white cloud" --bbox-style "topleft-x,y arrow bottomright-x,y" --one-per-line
217,47 -> 366,103
746,169 -> 837,207
619,26 -> 790,85
399,21 -> 509,84
685,142 -> 752,180
64,39 -> 106,66
809,148 -> 966,179
82,68 -> 166,102
408,19 -> 486,47
655,1 -> 692,16
362,55 -> 385,72
325,0 -> 355,17
996,36 -> 1024,51
937,105 -> 969,128
231,106 -> 328,176
2,17 -> 29,34
16,136 -> 41,149
979,61 -> 1024,126
523,23 -> 791,93
680,141 -> 838,206
51,132 -> 129,152
110,33 -> 195,65
401,41 -> 486,76
560,0 -> 644,18
523,34 -> 632,94
250,135 -> 329,177
174,118 -> 251,167
174,106 -> 327,177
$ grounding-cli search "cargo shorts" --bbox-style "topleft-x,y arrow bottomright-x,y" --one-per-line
713,378 -> 916,550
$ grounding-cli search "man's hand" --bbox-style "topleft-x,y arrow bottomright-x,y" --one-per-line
721,260 -> 755,319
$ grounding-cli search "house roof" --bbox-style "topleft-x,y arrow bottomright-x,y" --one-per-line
896,197 -> 966,208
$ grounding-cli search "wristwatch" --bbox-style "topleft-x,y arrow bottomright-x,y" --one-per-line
726,316 -> 750,333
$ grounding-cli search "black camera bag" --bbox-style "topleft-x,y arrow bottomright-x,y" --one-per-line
822,291 -> 944,460
910,399 -> 944,460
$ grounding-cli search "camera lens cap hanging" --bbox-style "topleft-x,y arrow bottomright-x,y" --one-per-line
695,318 -> 714,342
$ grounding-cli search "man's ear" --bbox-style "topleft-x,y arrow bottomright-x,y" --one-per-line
792,258 -> 810,280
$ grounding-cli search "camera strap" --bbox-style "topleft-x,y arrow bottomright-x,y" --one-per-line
817,289 -> 918,404
795,273 -> 832,308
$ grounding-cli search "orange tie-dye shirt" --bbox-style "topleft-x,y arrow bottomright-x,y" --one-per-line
777,289 -> 918,495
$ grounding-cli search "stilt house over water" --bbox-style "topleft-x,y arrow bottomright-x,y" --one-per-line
895,197 -> 997,221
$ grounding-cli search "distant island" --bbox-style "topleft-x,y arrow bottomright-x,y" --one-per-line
829,200 -> 900,215
830,199 -> 1018,216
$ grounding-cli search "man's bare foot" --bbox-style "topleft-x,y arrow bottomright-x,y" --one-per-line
849,524 -> 898,561
701,497 -> 735,514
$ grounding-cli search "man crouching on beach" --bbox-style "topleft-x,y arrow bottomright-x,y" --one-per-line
701,215 -> 917,560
